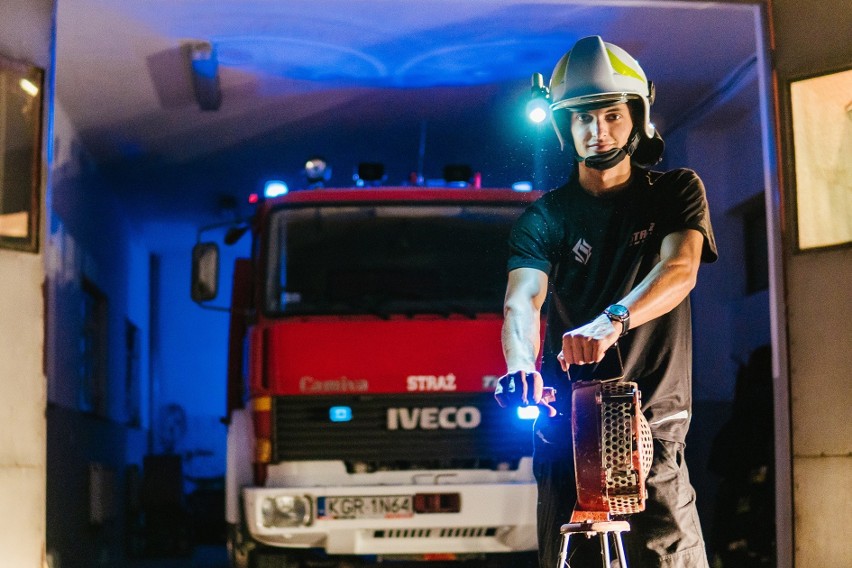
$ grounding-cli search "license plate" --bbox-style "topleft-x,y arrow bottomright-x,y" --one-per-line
317,495 -> 414,520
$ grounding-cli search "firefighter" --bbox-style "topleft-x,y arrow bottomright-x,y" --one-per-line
496,36 -> 717,567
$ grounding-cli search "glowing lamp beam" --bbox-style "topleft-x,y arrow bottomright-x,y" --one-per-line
529,107 -> 547,123
526,98 -> 549,123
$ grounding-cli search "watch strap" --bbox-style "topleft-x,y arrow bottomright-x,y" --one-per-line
604,304 -> 630,337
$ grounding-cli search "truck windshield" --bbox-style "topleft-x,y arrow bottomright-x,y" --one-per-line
264,203 -> 524,316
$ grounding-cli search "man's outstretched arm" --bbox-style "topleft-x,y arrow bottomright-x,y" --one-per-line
498,267 -> 549,405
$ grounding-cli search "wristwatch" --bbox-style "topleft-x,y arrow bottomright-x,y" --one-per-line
604,304 -> 630,337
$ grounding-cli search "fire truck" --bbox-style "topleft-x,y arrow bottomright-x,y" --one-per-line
191,184 -> 543,567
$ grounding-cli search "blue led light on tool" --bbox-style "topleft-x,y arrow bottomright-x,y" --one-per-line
517,406 -> 540,420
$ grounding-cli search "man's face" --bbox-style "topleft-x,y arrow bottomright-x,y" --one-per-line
570,103 -> 634,159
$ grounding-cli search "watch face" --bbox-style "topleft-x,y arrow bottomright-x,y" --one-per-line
607,304 -> 628,318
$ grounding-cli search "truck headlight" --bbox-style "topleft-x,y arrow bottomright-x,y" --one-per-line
261,495 -> 312,528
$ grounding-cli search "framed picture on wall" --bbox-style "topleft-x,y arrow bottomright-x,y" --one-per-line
0,54 -> 44,253
788,65 -> 852,252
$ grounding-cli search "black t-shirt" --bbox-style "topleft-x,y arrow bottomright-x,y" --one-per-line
507,167 -> 717,455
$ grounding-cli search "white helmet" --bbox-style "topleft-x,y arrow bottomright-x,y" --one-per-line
547,36 -> 663,169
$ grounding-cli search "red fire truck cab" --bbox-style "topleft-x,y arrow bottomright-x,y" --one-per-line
192,186 -> 543,567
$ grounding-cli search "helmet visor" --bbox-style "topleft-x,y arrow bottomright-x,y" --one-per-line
550,91 -> 640,112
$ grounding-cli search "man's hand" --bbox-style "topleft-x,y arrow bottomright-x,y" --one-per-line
494,370 -> 557,417
558,314 -> 621,371
494,370 -> 542,407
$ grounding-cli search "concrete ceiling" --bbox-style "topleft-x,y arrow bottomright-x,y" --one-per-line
54,0 -> 759,203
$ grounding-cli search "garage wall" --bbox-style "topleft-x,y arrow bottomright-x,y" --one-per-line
0,0 -> 54,566
667,2 -> 851,565
768,0 -> 852,565
43,101 -> 155,568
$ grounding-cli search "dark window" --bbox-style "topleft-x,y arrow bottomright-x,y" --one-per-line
0,56 -> 44,252
79,279 -> 108,415
125,319 -> 141,427
264,204 -> 523,316
742,196 -> 769,294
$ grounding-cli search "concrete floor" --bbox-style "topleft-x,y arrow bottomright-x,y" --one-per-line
124,548 -> 540,568
126,546 -> 229,568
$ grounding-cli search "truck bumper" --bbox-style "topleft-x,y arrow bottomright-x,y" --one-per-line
243,481 -> 538,555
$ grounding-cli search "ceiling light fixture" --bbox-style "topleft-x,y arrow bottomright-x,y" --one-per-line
183,40 -> 222,111
19,78 -> 39,97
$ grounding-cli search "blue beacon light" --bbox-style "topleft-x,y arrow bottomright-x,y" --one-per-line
264,180 -> 289,198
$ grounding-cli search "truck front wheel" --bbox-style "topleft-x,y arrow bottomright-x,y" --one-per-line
226,522 -> 253,568
227,522 -> 308,568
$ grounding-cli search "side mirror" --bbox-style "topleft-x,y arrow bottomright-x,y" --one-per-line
191,242 -> 219,302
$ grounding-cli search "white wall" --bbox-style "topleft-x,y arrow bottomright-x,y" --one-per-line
0,252 -> 47,567
0,0 -> 54,565
786,249 -> 852,564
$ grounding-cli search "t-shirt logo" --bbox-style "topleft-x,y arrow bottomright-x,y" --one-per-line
630,222 -> 656,246
572,238 -> 592,264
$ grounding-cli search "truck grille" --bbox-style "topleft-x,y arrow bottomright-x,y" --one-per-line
271,393 -> 532,469
373,527 -> 499,539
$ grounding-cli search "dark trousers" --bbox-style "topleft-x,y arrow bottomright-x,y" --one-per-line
534,439 -> 710,568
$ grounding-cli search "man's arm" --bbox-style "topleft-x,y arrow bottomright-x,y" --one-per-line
560,228 -> 705,368
496,267 -> 549,407
502,267 -> 549,373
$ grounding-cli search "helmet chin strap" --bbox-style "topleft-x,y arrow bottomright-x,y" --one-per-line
578,130 -> 642,171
